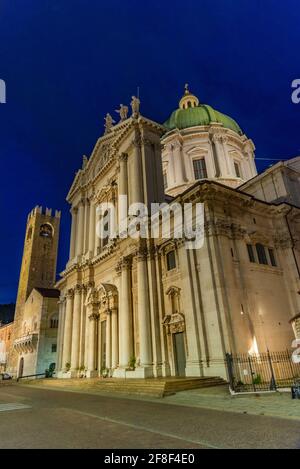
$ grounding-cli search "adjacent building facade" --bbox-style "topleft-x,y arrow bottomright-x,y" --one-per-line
0,322 -> 13,372
55,87 -> 300,380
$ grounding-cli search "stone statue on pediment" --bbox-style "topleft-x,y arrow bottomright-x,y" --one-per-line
131,96 -> 140,118
82,155 -> 88,169
115,104 -> 128,122
104,113 -> 115,134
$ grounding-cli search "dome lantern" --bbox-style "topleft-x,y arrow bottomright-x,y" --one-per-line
179,84 -> 199,110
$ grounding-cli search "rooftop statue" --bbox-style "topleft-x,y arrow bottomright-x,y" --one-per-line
130,95 -> 140,118
104,113 -> 115,134
115,104 -> 129,122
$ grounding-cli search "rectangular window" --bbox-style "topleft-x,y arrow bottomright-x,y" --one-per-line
51,344 -> 57,353
268,248 -> 277,267
166,250 -> 176,271
163,172 -> 168,190
256,244 -> 268,265
234,161 -> 241,178
247,244 -> 255,263
193,159 -> 207,180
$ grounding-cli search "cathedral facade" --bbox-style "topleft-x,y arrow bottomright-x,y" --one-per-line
56,87 -> 300,380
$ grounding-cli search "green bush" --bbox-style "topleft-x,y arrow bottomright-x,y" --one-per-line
65,362 -> 71,372
252,374 -> 262,385
129,356 -> 136,370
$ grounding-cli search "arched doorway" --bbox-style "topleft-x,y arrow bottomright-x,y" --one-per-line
18,357 -> 24,378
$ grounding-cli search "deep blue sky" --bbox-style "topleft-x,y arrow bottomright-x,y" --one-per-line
0,0 -> 300,303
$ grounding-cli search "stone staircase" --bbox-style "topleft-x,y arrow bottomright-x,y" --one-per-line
22,376 -> 226,397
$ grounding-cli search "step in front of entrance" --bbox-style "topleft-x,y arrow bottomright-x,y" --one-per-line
21,376 -> 226,397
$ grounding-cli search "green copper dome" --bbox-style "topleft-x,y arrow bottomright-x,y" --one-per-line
164,86 -> 243,135
164,104 -> 242,134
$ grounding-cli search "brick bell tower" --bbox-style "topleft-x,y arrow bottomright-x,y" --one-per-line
9,206 -> 60,372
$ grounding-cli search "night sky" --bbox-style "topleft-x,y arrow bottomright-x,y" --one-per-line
0,0 -> 300,303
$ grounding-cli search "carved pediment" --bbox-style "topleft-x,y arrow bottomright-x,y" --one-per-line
85,287 -> 99,307
163,312 -> 185,334
98,283 -> 118,313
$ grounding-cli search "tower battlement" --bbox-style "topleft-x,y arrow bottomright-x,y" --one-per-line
27,206 -> 61,221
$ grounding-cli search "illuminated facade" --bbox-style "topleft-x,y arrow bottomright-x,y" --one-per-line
56,87 -> 300,380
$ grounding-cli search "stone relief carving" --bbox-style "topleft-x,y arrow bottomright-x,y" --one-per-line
163,312 -> 185,334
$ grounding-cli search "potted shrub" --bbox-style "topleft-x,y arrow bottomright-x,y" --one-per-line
128,356 -> 136,371
101,367 -> 109,378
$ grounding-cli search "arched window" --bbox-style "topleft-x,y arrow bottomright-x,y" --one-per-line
40,223 -> 53,238
256,243 -> 268,265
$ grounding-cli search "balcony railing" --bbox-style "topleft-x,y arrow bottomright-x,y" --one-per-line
13,333 -> 38,353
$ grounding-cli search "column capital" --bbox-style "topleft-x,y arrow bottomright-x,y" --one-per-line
136,247 -> 148,262
74,284 -> 83,295
58,295 -> 66,304
70,206 -> 78,215
117,256 -> 132,272
84,280 -> 95,290
119,152 -> 128,163
132,135 -> 141,148
141,136 -> 152,147
172,139 -> 182,150
66,289 -> 74,299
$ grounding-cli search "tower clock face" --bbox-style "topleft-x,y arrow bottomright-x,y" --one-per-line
39,223 -> 53,238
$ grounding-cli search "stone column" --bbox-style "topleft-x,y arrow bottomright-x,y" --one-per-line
221,135 -> 235,176
79,286 -> 86,369
61,290 -> 74,371
69,208 -> 77,260
88,199 -> 96,257
111,307 -> 119,369
136,249 -> 153,376
57,296 -> 65,371
70,285 -> 82,374
83,199 -> 90,254
118,153 -> 128,236
147,248 -> 162,376
75,200 -> 85,257
173,140 -> 186,186
87,310 -> 99,377
94,202 -> 101,256
105,311 -> 112,369
118,258 -> 133,369
177,245 -> 203,376
119,153 -> 128,196
212,133 -> 228,178
154,251 -> 171,376
131,138 -> 143,204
